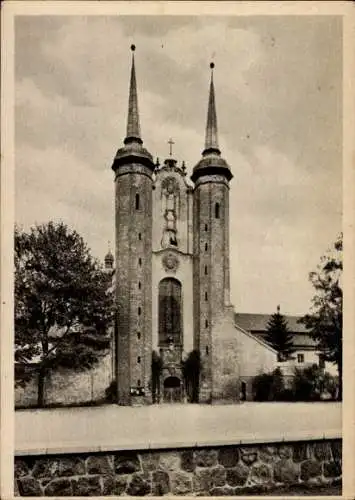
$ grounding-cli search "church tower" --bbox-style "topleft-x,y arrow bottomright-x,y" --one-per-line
191,63 -> 233,403
111,46 -> 155,405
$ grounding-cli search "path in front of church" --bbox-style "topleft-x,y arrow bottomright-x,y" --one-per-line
16,402 -> 341,456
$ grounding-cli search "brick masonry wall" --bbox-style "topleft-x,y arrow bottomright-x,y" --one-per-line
15,439 -> 341,496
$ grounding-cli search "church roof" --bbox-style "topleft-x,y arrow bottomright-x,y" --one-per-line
234,312 -> 308,334
234,312 -> 317,349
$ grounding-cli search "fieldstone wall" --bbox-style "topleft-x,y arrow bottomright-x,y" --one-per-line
15,439 -> 341,496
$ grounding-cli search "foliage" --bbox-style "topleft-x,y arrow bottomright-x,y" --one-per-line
151,350 -> 163,403
252,368 -> 284,401
265,308 -> 294,361
15,221 -> 114,407
300,233 -> 342,399
293,364 -> 339,401
182,349 -> 201,403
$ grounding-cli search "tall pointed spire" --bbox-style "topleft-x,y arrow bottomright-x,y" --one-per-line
204,62 -> 220,155
191,62 -> 232,184
125,44 -> 142,144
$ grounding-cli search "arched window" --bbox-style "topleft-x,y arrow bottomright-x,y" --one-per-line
158,278 -> 182,346
215,202 -> 220,219
135,193 -> 140,210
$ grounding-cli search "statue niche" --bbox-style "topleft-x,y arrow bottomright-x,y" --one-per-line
161,177 -> 180,248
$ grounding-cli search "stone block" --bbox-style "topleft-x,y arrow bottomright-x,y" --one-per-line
114,452 -> 141,474
300,459 -> 322,481
140,452 -> 160,472
240,447 -> 258,465
313,442 -> 332,461
72,476 -> 102,496
159,451 -> 181,471
170,471 -> 193,495
86,455 -> 113,475
210,485 -> 235,496
249,463 -> 272,485
226,463 -> 249,487
218,447 -> 239,467
331,440 -> 342,461
126,473 -> 151,496
278,444 -> 293,459
194,449 -> 218,467
274,458 -> 300,484
102,475 -> 127,495
258,446 -> 278,464
32,458 -> 58,478
323,461 -> 342,478
152,470 -> 170,495
18,477 -> 42,496
181,450 -> 195,472
44,478 -> 73,496
193,468 -> 213,492
210,466 -> 227,487
15,459 -> 30,478
57,457 -> 85,476
293,443 -> 309,463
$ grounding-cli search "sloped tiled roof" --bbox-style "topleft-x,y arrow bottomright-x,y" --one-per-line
234,312 -> 308,334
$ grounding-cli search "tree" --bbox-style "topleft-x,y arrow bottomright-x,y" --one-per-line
15,222 -> 114,407
151,350 -> 163,403
265,306 -> 294,361
300,233 -> 342,400
182,350 -> 200,403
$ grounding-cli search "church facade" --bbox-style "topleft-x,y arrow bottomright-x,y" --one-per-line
110,47 -> 277,406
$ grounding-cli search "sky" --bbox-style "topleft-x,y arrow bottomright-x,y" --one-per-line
15,15 -> 342,315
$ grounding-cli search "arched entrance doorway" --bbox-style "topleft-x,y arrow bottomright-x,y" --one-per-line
163,376 -> 182,403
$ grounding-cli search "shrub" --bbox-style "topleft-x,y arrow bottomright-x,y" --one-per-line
253,368 -> 285,401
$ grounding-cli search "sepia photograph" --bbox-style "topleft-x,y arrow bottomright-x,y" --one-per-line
1,1 -> 353,498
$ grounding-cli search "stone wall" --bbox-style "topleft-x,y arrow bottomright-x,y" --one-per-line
15,439 -> 341,496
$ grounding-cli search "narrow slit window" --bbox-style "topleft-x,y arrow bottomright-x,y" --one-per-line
215,203 -> 220,219
137,379 -> 141,387
205,223 -> 208,232
205,291 -> 208,301
135,193 -> 140,210
205,319 -> 209,328
138,281 -> 141,290
204,265 -> 208,275
137,356 -> 141,364
206,346 -> 209,355
205,242 -> 208,251
137,332 -> 141,340
138,258 -> 142,266
138,307 -> 142,316
138,233 -> 142,240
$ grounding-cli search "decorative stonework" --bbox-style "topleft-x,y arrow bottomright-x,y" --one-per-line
14,439 -> 342,496
162,252 -> 179,273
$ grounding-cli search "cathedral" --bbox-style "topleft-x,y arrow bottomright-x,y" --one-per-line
15,46 -> 333,410
108,46 -> 278,406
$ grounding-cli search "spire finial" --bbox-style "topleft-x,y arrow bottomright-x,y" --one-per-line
203,61 -> 220,155
125,44 -> 142,144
